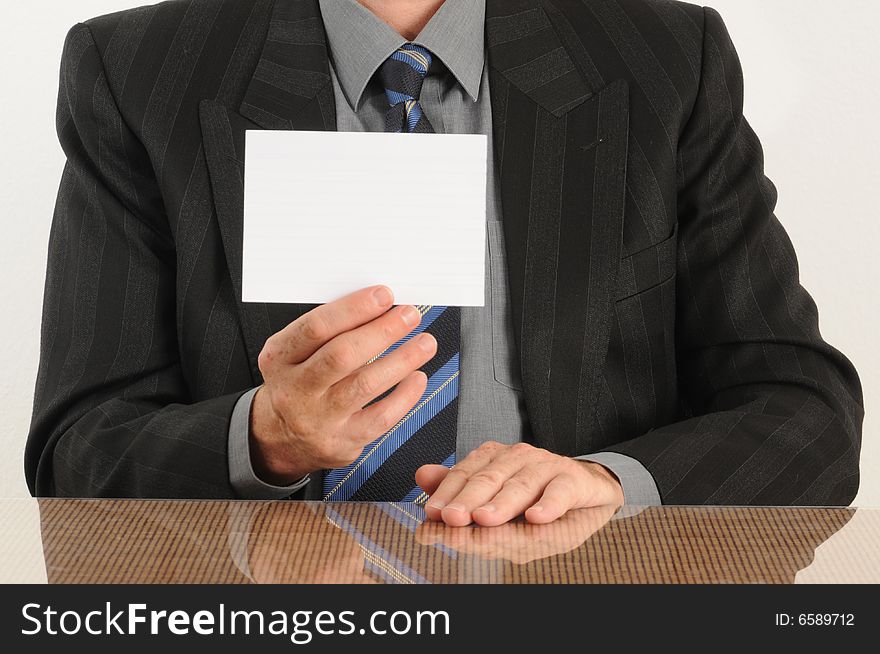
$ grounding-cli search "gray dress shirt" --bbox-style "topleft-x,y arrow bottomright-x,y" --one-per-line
228,0 -> 661,506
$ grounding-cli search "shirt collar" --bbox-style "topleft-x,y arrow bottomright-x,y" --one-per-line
319,0 -> 486,110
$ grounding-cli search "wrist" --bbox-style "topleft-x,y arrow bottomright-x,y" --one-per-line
578,460 -> 625,506
249,387 -> 313,485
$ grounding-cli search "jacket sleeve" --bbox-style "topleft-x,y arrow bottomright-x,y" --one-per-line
26,23 -> 242,498
602,7 -> 864,505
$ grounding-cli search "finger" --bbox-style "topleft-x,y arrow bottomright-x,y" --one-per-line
304,304 -> 423,386
415,464 -> 450,496
440,525 -> 477,553
260,286 -> 396,370
524,474 -> 582,525
414,521 -> 446,547
424,442 -> 504,522
346,371 -> 427,446
327,332 -> 436,410
441,455 -> 530,527
471,466 -> 557,527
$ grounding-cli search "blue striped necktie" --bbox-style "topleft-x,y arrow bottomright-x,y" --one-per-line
323,44 -> 460,503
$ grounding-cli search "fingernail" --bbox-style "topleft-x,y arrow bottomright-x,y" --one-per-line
445,503 -> 466,513
477,504 -> 496,513
373,286 -> 393,307
426,501 -> 445,511
417,333 -> 436,353
530,505 -> 545,513
401,305 -> 421,327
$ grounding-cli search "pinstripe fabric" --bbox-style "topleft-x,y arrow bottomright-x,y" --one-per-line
28,0 -> 863,506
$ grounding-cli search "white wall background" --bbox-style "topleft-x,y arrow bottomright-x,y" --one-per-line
0,0 -> 877,503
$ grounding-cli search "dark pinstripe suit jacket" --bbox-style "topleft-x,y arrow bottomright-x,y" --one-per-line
27,0 -> 864,504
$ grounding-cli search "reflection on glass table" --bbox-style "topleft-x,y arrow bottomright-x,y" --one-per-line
2,499 -> 873,584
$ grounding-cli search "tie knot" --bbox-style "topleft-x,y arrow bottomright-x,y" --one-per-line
379,44 -> 433,108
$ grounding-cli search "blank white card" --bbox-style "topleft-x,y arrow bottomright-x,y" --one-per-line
243,130 -> 488,306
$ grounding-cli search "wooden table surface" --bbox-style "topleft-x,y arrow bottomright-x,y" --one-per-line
2,499 -> 879,584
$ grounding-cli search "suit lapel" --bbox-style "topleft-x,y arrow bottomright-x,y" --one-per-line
200,0 -> 335,383
238,0 -> 335,131
487,0 -> 630,455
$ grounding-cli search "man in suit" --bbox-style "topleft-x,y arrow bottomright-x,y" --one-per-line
27,0 -> 864,526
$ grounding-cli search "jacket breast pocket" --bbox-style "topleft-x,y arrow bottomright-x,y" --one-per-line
616,222 -> 678,302
488,221 -> 524,391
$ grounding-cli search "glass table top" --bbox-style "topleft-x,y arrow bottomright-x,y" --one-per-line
1,499 -> 878,584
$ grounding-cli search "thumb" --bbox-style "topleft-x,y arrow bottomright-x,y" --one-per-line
415,464 -> 451,495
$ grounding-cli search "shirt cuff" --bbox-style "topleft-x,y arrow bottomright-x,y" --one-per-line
228,387 -> 311,499
575,452 -> 662,506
